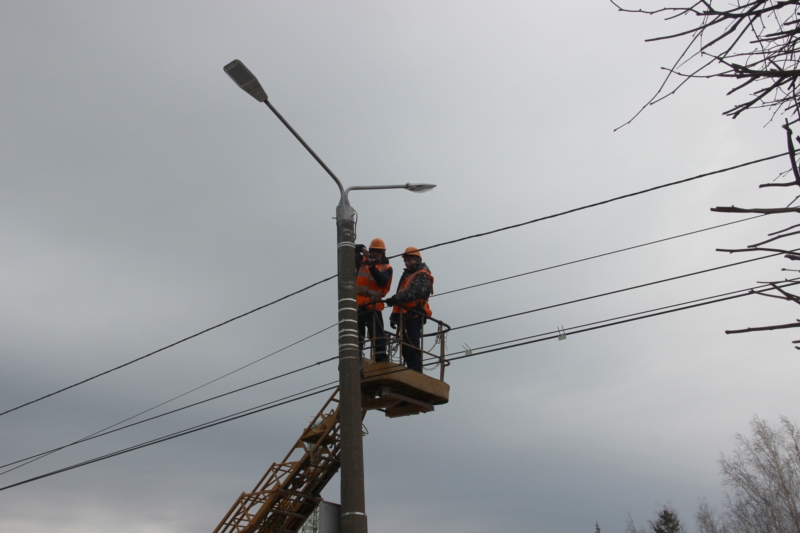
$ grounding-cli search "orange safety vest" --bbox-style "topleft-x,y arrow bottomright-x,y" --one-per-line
356,262 -> 392,310
392,267 -> 434,317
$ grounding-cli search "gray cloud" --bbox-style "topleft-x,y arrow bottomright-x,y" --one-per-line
2,1 -> 799,532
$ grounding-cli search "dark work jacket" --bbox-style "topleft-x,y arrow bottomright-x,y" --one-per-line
392,261 -> 433,307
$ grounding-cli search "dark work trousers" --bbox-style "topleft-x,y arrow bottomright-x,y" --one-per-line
358,308 -> 387,362
400,315 -> 423,372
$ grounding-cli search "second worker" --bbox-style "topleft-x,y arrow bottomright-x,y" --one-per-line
384,247 -> 434,373
355,238 -> 393,362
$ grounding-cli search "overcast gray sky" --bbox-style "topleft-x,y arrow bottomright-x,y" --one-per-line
2,2 -> 799,532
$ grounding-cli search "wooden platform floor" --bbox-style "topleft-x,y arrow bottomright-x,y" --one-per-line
360,361 -> 449,417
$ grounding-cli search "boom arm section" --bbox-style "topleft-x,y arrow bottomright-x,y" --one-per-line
213,359 -> 450,533
213,389 -> 343,533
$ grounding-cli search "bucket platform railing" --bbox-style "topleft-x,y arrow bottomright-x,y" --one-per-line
358,308 -> 451,418
361,309 -> 451,379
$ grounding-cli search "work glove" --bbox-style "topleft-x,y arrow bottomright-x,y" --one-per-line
389,314 -> 398,329
384,297 -> 398,307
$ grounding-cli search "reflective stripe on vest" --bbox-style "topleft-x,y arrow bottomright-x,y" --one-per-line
356,263 -> 391,310
392,267 -> 434,317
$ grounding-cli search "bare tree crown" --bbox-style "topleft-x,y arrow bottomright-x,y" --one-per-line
613,1 -> 800,129
697,416 -> 800,533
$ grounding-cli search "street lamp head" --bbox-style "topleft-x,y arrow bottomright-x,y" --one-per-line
223,59 -> 268,103
405,183 -> 436,193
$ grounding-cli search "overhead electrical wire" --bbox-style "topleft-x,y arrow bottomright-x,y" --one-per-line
2,219 -> 792,479
0,222 -> 781,477
449,249 -> 794,332
433,215 -> 764,298
405,151 -> 787,257
61,214 -> 767,437
3,278 -> 797,493
51,214 -> 763,454
444,279 -> 800,363
2,221 -> 791,473
0,251 -> 778,475
92,324 -> 336,436
0,382 -> 340,492
71,214 -> 768,436
0,355 -> 338,475
0,152 -> 784,420
443,278 -> 800,357
0,275 -> 335,419
0,325 -> 337,477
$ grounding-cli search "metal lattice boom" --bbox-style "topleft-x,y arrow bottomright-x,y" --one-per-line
213,389 -> 343,533
213,356 -> 451,533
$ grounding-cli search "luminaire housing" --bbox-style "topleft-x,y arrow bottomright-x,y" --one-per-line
405,183 -> 436,193
223,59 -> 268,102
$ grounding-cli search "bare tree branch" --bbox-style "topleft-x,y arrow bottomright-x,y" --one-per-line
725,320 -> 800,334
767,281 -> 800,302
781,120 -> 800,185
769,222 -> 800,235
711,206 -> 800,213
749,228 -> 800,246
616,1 -> 800,125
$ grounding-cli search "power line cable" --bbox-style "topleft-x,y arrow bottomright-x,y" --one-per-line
3,216 -> 765,474
404,152 -> 787,257
4,232 -> 789,474
1,152 -> 783,419
95,324 -> 336,433
0,219 -> 771,475
113,215 -> 764,434
96,214 -> 766,431
0,324 -> 337,476
444,279 -> 800,363
4,278 -> 796,492
2,218 -> 785,469
5,250 -> 776,473
0,275 -> 335,419
444,279 -> 800,357
449,249 -> 794,332
0,382 -> 339,492
0,354 -> 338,475
40,213 -> 766,448
433,215 -> 764,298
1,354 -> 440,477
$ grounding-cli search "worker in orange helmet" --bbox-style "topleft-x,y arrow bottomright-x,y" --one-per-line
354,238 -> 393,362
384,246 -> 434,372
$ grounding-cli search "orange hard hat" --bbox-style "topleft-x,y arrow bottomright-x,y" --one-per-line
402,246 -> 421,259
369,238 -> 386,251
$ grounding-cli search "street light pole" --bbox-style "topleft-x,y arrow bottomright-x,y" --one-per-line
332,197 -> 366,533
223,60 -> 435,533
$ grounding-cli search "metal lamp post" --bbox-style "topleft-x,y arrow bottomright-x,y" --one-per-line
224,59 -> 435,533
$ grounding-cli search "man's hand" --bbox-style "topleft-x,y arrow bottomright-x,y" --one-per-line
389,314 -> 398,329
384,297 -> 398,307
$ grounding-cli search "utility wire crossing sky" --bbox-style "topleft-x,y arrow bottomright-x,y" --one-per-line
0,153 -> 782,420
2,277 -> 796,493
